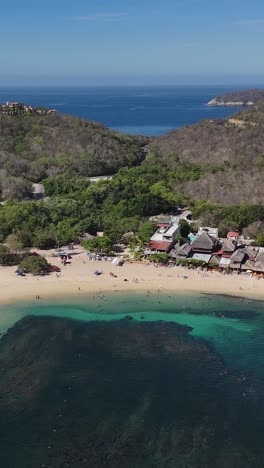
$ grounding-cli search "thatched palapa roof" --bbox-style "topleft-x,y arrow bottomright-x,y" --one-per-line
191,231 -> 219,253
254,252 -> 264,273
170,243 -> 192,259
222,240 -> 236,254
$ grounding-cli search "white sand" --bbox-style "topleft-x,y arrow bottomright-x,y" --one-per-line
0,247 -> 263,305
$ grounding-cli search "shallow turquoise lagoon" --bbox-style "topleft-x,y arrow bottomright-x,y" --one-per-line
1,292 -> 263,377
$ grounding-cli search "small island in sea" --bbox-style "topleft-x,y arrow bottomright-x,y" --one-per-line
208,88 -> 264,106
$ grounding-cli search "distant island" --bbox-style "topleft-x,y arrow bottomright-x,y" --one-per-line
208,88 -> 264,106
0,101 -> 57,117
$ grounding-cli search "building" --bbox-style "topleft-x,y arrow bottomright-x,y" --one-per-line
229,250 -> 246,270
254,251 -> 264,273
227,231 -> 240,242
32,183 -> 45,199
191,231 -> 220,254
170,243 -> 192,261
198,226 -> 219,238
149,223 -> 180,253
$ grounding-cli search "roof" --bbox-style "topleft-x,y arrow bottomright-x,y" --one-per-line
241,260 -> 255,271
149,240 -> 171,252
191,231 -> 218,252
240,246 -> 259,260
157,223 -> 170,228
163,224 -> 179,238
227,231 -> 239,238
230,250 -> 246,264
32,183 -> 45,194
170,243 -> 192,258
222,240 -> 237,254
209,255 -> 221,266
219,257 -> 231,267
190,253 -> 212,263
254,251 -> 264,272
198,226 -> 219,238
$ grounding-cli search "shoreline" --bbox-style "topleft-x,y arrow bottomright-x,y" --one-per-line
0,248 -> 263,306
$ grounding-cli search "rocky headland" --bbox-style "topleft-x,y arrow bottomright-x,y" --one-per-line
208,88 -> 264,106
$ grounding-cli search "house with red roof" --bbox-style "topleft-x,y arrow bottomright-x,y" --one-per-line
227,231 -> 239,241
149,223 -> 180,253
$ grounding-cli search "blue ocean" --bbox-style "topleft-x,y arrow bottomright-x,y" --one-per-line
0,84 -> 254,135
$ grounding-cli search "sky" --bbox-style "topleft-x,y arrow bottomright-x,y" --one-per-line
1,0 -> 264,85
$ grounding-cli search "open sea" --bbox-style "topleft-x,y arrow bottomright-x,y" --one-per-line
0,293 -> 264,467
0,84 -> 256,135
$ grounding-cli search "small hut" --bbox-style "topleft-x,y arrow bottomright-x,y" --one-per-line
253,251 -> 264,273
209,255 -> 221,267
229,250 -> 246,270
170,243 -> 192,260
241,259 -> 255,272
222,240 -> 237,257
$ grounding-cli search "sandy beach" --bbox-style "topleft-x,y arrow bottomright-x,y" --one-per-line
0,247 -> 262,305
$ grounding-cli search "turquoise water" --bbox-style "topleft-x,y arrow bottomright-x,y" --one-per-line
1,292 -> 263,377
1,292 -> 264,467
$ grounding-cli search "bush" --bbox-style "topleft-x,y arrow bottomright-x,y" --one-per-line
0,244 -> 22,266
81,236 -> 113,254
148,253 -> 169,264
19,255 -> 51,275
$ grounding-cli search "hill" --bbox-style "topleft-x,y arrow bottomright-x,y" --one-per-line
208,88 -> 264,106
148,101 -> 264,204
0,112 -> 147,199
0,102 -> 263,206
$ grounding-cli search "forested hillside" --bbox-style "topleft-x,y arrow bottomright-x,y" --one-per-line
148,102 -> 264,204
0,103 -> 263,247
0,113 -> 147,199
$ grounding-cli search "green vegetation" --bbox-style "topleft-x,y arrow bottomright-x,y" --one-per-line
192,202 -> 264,236
137,222 -> 157,244
0,113 -> 147,200
212,88 -> 264,105
148,253 -> 169,264
81,237 -> 113,254
0,104 -> 262,247
0,245 -> 22,266
253,234 -> 264,247
19,255 -> 51,275
179,219 -> 191,239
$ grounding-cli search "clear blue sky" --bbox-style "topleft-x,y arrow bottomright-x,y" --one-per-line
2,0 -> 264,85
